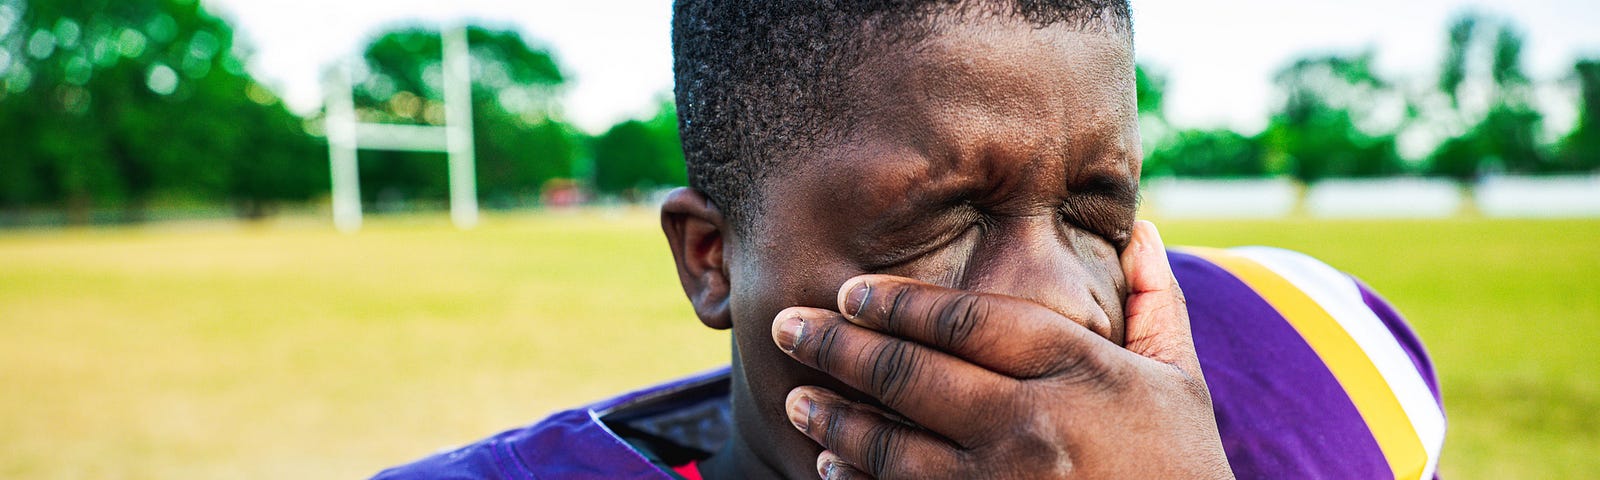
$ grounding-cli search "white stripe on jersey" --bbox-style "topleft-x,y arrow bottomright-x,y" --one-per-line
1232,247 -> 1446,480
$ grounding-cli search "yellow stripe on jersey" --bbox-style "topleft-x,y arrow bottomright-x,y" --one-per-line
1183,247 -> 1431,480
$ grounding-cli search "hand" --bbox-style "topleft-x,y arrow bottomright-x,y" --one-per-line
770,221 -> 1233,479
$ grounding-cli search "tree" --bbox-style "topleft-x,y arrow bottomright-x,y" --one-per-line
592,99 -> 686,198
1133,63 -> 1178,178
1481,23 -> 1545,174
1147,129 -> 1270,178
0,0 -> 323,222
1557,60 -> 1600,173
349,24 -> 579,209
1426,14 -> 1553,180
1135,63 -> 1166,119
1136,63 -> 1277,179
1438,14 -> 1476,109
1261,52 -> 1405,183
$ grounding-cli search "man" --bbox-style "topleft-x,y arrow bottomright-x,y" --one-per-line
375,1 -> 1445,478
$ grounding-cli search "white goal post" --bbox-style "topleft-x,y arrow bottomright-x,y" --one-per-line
324,25 -> 477,232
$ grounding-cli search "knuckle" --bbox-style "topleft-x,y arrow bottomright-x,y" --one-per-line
883,285 -> 918,332
810,319 -> 847,373
862,422 -> 903,479
818,402 -> 848,448
932,293 -> 984,352
865,341 -> 922,406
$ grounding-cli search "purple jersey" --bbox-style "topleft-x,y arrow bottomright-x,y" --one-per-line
374,248 -> 1446,479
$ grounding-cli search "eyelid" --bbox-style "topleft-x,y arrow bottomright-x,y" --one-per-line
1057,195 -> 1135,249
860,204 -> 983,271
1060,172 -> 1138,231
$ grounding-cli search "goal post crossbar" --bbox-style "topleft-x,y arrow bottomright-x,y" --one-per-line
325,25 -> 477,233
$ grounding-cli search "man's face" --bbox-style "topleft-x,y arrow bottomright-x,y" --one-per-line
724,16 -> 1140,464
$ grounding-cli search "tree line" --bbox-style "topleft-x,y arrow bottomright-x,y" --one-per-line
1141,13 -> 1600,182
0,0 -> 323,223
1,1 -> 1596,224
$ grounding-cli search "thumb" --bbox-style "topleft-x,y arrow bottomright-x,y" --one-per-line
1120,221 -> 1202,378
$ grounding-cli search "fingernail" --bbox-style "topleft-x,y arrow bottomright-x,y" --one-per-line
817,451 -> 841,479
842,279 -> 871,318
774,314 -> 805,353
788,393 -> 813,433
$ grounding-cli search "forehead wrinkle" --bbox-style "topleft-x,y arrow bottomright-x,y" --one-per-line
865,18 -> 1135,195
1028,35 -> 1138,198
913,27 -> 1072,158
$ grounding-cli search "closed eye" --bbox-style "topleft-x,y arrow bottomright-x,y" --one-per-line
858,202 -> 983,271
1059,176 -> 1138,248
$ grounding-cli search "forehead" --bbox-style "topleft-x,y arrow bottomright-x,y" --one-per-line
758,18 -> 1139,223
861,18 -> 1137,161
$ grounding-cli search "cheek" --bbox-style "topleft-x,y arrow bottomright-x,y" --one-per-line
728,254 -> 852,326
726,247 -> 862,370
1071,229 -> 1127,342
727,248 -> 874,409
1068,227 -> 1126,293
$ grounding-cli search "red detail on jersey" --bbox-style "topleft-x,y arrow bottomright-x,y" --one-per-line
672,460 -> 702,480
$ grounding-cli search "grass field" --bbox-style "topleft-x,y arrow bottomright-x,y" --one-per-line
1,210 -> 1595,479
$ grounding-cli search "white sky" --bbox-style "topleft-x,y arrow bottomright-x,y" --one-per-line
200,0 -> 1600,135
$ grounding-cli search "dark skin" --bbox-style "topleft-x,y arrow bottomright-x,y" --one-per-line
662,16 -> 1232,480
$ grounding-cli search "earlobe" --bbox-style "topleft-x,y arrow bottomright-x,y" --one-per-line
660,187 -> 734,330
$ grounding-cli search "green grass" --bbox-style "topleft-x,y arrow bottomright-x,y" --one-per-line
0,211 -> 1594,478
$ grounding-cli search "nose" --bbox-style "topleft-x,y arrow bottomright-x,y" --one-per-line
957,215 -> 1127,344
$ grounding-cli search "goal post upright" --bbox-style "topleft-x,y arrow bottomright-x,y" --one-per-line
324,23 -> 478,232
443,25 -> 479,230
325,60 -> 363,233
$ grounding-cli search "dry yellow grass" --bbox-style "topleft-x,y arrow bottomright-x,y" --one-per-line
0,210 -> 728,478
0,210 -> 1595,478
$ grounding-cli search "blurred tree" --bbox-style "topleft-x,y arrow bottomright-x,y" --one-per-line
1481,23 -> 1545,174
1559,60 -> 1600,172
1426,15 -> 1554,180
350,25 -> 578,209
1135,63 -> 1165,118
1261,52 -> 1405,183
1427,135 -> 1486,181
0,0 -> 323,222
1137,63 -> 1276,178
1134,63 -> 1176,178
1147,129 -> 1270,178
1427,12 -> 1487,181
592,99 -> 686,198
1438,14 -> 1476,109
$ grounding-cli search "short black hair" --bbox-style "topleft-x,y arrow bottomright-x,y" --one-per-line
672,0 -> 1132,232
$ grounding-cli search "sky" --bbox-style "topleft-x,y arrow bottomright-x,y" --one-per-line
200,0 -> 1600,135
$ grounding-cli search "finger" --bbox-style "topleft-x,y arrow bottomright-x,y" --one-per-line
836,274 -> 1112,378
790,387 -> 958,480
817,451 -> 873,480
773,307 -> 1005,438
1120,220 -> 1202,378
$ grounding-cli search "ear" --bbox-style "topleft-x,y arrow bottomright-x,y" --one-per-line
660,187 -> 733,330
